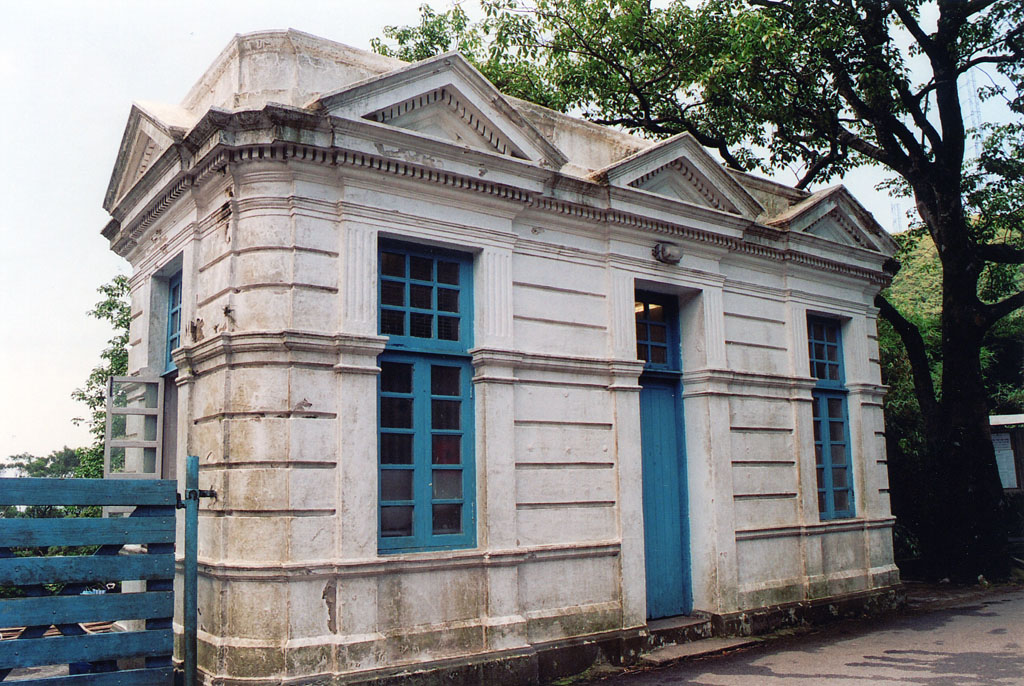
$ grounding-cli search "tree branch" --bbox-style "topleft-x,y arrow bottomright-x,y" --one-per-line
985,287 -> 1024,325
891,1 -> 936,57
976,242 -> 1024,264
875,293 -> 940,418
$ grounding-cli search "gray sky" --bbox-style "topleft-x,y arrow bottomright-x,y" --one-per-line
0,1 -> 958,460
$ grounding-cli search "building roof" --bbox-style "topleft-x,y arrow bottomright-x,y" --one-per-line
104,29 -> 893,265
991,414 -> 1024,427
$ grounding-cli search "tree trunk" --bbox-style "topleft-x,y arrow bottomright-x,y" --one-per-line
915,251 -> 1009,581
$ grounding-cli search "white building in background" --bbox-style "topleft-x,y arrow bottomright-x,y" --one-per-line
101,30 -> 900,685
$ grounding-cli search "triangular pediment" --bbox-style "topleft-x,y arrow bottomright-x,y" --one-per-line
104,102 -> 195,212
364,86 -> 529,159
595,134 -> 764,219
766,186 -> 897,254
312,53 -> 567,169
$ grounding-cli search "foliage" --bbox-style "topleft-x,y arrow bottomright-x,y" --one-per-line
4,446 -> 81,479
376,0 -> 1024,580
71,275 -> 131,479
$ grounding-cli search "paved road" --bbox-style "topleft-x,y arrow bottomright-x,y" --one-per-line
584,589 -> 1024,686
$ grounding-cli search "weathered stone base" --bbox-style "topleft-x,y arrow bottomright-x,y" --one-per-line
709,584 -> 907,637
198,629 -> 647,686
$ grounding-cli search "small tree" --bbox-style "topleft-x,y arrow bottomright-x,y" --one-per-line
72,275 -> 131,479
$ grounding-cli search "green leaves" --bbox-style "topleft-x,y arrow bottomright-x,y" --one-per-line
71,275 -> 130,479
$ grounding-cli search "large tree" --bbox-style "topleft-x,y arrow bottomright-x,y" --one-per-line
376,0 -> 1024,579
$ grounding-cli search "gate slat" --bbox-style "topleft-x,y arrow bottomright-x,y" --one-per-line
0,517 -> 175,547
0,478 -> 176,506
0,628 -> 172,668
0,553 -> 173,586
0,591 -> 173,627
9,666 -> 174,686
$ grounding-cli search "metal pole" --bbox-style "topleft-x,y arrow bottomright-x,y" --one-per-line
184,455 -> 199,686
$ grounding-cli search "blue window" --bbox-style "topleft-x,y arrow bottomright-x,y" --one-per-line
378,241 -> 474,552
808,316 -> 854,519
635,293 -> 680,372
165,271 -> 182,374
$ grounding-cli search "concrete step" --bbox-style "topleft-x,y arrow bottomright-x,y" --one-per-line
639,637 -> 758,667
645,615 -> 713,649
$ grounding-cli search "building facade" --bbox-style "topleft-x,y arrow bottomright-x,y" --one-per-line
101,30 -> 900,685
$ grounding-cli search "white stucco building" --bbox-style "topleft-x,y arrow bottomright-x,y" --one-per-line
101,30 -> 900,685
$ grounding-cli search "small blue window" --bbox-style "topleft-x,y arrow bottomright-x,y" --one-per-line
378,241 -> 475,552
165,271 -> 182,374
635,292 -> 680,372
808,316 -> 854,519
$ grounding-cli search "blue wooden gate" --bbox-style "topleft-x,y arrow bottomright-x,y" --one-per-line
0,477 -> 176,683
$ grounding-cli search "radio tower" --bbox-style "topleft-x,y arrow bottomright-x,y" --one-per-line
966,70 -> 983,159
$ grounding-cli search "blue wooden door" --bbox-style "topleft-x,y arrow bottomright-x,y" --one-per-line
640,376 -> 692,619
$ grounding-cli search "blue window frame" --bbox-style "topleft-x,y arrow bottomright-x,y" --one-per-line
378,240 -> 475,552
635,292 -> 680,373
165,271 -> 182,374
808,316 -> 854,519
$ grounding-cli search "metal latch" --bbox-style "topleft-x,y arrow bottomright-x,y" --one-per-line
176,488 -> 217,509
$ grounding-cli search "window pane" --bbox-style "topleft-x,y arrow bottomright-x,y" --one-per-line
110,379 -> 159,409
833,490 -> 850,512
410,313 -> 433,338
814,343 -> 825,361
650,346 -> 668,364
432,470 -> 462,499
825,325 -> 838,343
381,433 -> 413,464
637,344 -> 648,362
812,398 -> 821,418
437,288 -> 459,312
381,309 -> 404,335
827,397 -> 843,419
433,435 -> 461,464
432,400 -> 461,430
437,316 -> 460,341
109,414 -> 158,442
432,504 -> 462,534
815,362 -> 827,379
829,421 -> 845,443
831,444 -> 847,466
142,448 -> 157,474
827,364 -> 839,381
410,256 -> 433,281
816,467 -> 824,489
431,366 -> 460,396
380,362 -> 412,393
827,345 -> 838,362
381,252 -> 405,277
814,444 -> 823,463
381,280 -> 404,306
817,491 -> 826,513
437,261 -> 459,285
381,469 -> 413,500
647,303 -> 665,322
636,322 -> 648,342
109,446 -> 126,473
832,468 -> 848,489
410,284 -> 432,309
381,397 -> 413,428
649,324 -> 667,343
381,506 -> 413,537
813,420 -> 821,441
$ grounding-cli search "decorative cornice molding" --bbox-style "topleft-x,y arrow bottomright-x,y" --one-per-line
107,112 -> 891,286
